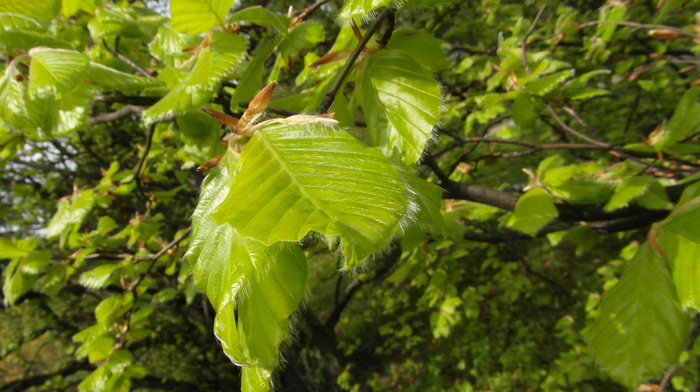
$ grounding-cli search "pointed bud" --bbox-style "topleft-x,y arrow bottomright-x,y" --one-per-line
197,153 -> 225,172
238,81 -> 277,133
202,108 -> 240,132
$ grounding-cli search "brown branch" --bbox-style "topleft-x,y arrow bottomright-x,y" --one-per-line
88,105 -> 145,124
103,38 -> 154,78
578,20 -> 700,40
12,158 -> 101,180
521,5 -> 546,74
316,8 -> 393,114
134,124 -> 156,204
292,0 -> 332,25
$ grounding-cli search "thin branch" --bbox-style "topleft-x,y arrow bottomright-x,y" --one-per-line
316,8 -> 393,114
376,9 -> 396,47
292,0 -> 332,24
134,124 -> 156,203
521,5 -> 547,74
88,105 -> 145,125
578,20 -> 700,40
13,158 -> 101,180
103,38 -> 153,78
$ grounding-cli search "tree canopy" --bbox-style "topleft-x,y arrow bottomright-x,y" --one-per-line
2,0 -> 700,391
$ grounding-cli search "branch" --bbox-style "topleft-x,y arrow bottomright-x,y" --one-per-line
442,180 -> 519,211
578,20 -> 700,41
521,5 -> 546,74
292,0 -> 332,25
103,38 -> 153,78
12,158 -> 101,180
134,124 -> 156,204
316,8 -> 394,114
88,105 -> 145,125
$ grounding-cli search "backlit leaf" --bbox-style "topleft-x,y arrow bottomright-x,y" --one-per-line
586,242 -> 690,388
170,0 -> 234,35
359,49 -> 442,165
507,187 -> 557,236
649,87 -> 700,151
604,176 -> 651,211
28,48 -> 88,98
212,123 -> 408,267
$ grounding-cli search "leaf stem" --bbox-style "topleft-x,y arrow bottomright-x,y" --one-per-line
316,8 -> 394,114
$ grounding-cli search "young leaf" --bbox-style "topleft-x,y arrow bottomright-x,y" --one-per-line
47,189 -> 95,239
86,63 -> 163,93
28,48 -> 88,98
586,242 -> 690,388
339,0 -> 392,20
187,150 -> 307,391
506,188 -> 557,236
655,229 -> 700,309
229,6 -> 290,31
212,123 -> 408,267
144,32 -> 246,123
170,0 -> 235,35
0,0 -> 60,21
359,49 -> 442,165
386,28 -> 450,73
604,176 -> 651,211
649,87 -> 700,151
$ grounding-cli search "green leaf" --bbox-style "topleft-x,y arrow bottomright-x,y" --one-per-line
95,293 -> 134,326
506,188 -> 558,236
187,151 -> 307,382
28,48 -> 88,98
604,176 -> 651,211
339,0 -> 392,20
228,6 -> 290,31
0,0 -> 60,21
658,196 -> 700,244
386,28 -> 449,73
212,123 -> 408,267
241,367 -> 273,392
228,37 -> 281,111
636,180 -> 672,210
86,62 -> 162,93
359,49 -> 442,165
0,29 -> 70,50
524,69 -> 574,96
0,12 -> 46,30
79,263 -> 122,289
78,365 -> 109,392
649,87 -> 700,151
3,258 -> 33,305
280,21 -> 325,54
47,189 -> 95,239
512,92 -> 537,131
397,167 -> 445,232
586,242 -> 690,388
177,110 -> 224,164
0,238 -> 32,259
655,229 -> 700,309
144,32 -> 246,123
170,0 -> 234,35
148,26 -> 200,68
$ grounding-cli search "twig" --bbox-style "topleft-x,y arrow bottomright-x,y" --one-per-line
103,38 -> 153,78
13,158 -> 101,180
134,124 -> 156,203
562,106 -> 604,141
376,9 -> 396,47
88,105 -> 145,124
119,227 -> 192,347
316,8 -> 394,114
578,20 -> 700,40
292,0 -> 332,25
521,5 -> 546,74
660,318 -> 700,391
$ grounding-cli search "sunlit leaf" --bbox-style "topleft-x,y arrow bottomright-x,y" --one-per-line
28,48 -> 88,98
359,49 -> 442,165
170,0 -> 234,35
586,242 -> 690,388
387,28 -> 449,73
212,123 -> 408,267
604,176 -> 651,211
507,187 -> 558,236
649,87 -> 700,151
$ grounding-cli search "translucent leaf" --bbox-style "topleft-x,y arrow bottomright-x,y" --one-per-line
658,196 -> 700,244
144,32 -> 246,123
79,263 -> 122,289
0,0 -> 60,20
86,62 -> 163,93
397,166 -> 445,232
20,251 -> 51,274
187,151 -> 307,382
0,12 -> 46,30
512,92 -> 537,131
636,180 -> 672,210
78,364 -> 109,392
506,188 -> 558,236
359,49 -> 442,165
386,28 -> 449,73
0,238 -> 31,259
95,293 -> 134,326
3,258 -> 33,305
656,229 -> 700,309
524,69 -> 575,96
47,189 -> 95,239
586,243 -> 690,388
604,176 -> 651,211
213,123 -> 408,267
228,6 -> 290,31
339,0 -> 391,20
242,367 -> 272,392
279,21 -> 324,55
649,87 -> 700,151
0,29 -> 71,51
170,0 -> 234,35
148,26 -> 200,68
28,48 -> 88,98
